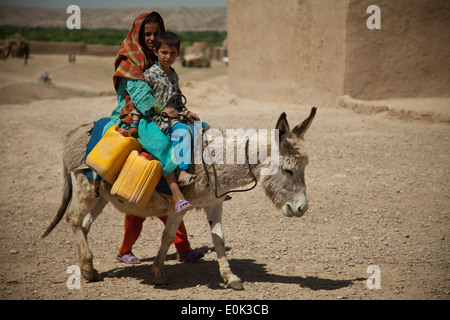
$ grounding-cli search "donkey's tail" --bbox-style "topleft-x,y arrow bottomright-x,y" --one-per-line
41,163 -> 72,238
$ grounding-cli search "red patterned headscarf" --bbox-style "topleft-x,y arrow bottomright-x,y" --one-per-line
113,12 -> 165,124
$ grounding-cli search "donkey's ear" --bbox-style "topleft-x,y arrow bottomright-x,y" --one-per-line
276,112 -> 290,140
292,107 -> 317,139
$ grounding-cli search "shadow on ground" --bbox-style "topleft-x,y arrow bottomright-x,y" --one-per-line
99,247 -> 364,291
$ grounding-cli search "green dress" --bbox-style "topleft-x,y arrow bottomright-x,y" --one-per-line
102,78 -> 178,177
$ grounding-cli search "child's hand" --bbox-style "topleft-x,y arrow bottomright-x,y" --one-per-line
128,127 -> 138,137
186,110 -> 200,121
162,108 -> 180,119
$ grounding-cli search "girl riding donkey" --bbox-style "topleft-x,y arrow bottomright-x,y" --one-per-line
102,12 -> 203,264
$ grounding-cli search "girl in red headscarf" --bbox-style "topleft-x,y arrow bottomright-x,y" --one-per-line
103,12 -> 203,264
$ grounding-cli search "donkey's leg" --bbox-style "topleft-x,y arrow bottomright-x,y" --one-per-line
66,175 -> 105,281
152,212 -> 185,286
81,194 -> 107,235
206,204 -> 244,290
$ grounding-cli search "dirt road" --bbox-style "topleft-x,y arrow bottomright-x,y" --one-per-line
0,55 -> 448,300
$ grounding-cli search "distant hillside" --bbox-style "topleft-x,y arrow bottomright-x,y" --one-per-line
0,6 -> 227,31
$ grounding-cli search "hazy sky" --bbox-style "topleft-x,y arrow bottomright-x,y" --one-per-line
0,0 -> 226,8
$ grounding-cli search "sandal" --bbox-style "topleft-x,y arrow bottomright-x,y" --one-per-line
177,249 -> 204,262
178,172 -> 198,187
116,252 -> 141,264
175,199 -> 193,215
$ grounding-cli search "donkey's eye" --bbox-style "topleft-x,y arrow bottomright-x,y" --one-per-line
284,169 -> 294,176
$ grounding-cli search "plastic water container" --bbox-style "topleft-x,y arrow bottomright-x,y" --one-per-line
111,151 -> 163,208
86,125 -> 142,184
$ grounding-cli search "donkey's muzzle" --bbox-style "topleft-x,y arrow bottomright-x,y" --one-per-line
282,194 -> 308,218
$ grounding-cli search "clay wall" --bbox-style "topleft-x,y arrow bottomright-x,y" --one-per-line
345,0 -> 450,100
228,0 -> 347,104
28,41 -> 118,56
227,0 -> 450,104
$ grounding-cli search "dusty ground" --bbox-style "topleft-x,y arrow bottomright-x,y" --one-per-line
0,54 -> 448,301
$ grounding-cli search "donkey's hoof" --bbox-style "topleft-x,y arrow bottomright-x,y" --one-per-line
227,281 -> 244,291
89,269 -> 103,282
82,268 -> 102,282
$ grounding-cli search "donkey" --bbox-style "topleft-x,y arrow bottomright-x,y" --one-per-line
41,108 -> 316,290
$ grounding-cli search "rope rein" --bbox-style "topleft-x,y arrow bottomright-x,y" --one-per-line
202,130 -> 258,199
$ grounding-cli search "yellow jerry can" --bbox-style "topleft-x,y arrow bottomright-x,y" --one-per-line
86,125 -> 142,184
111,151 -> 163,208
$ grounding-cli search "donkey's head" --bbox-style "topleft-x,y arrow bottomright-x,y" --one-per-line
262,108 -> 316,217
